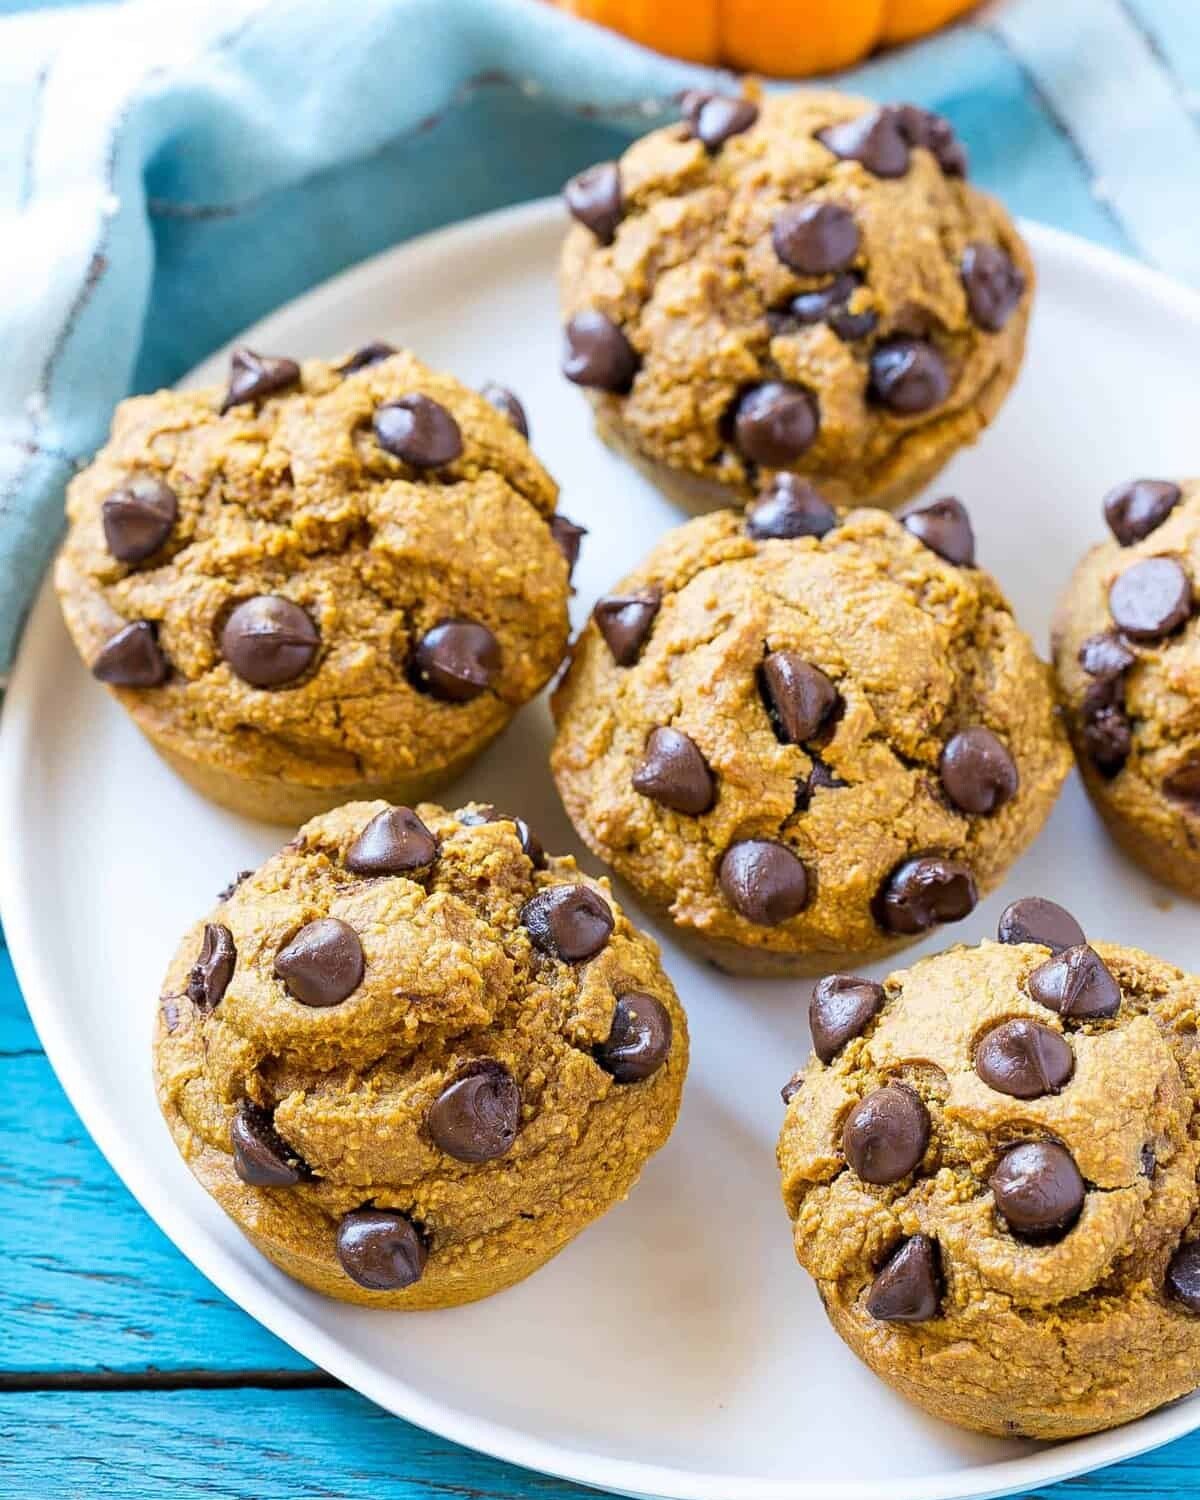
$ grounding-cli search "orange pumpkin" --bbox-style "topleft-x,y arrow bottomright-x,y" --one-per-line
554,0 -> 978,76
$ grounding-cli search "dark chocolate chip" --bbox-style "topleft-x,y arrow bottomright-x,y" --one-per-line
91,620 -> 169,687
412,619 -> 500,702
562,311 -> 638,393
760,653 -> 839,744
961,243 -> 1026,332
842,1084 -> 930,1185
781,1070 -> 805,1105
997,897 -> 1085,952
217,870 -> 253,902
548,514 -> 587,579
632,726 -> 716,815
1164,759 -> 1200,811
1167,1243 -> 1200,1313
1108,557 -> 1191,641
427,1060 -> 521,1163
1027,944 -> 1120,1021
990,1140 -> 1085,1240
274,918 -> 364,1007
346,807 -> 438,876
828,301 -> 880,342
785,271 -> 877,341
101,476 -> 178,563
220,348 -> 300,414
593,587 -> 661,666
875,856 -> 977,935
480,381 -> 530,439
231,1100 -> 308,1187
463,807 -> 546,869
818,108 -> 910,178
187,922 -> 236,1010
809,974 -> 885,1064
900,496 -> 975,566
1141,1144 -> 1157,1178
732,382 -> 819,466
596,992 -> 673,1083
336,1209 -> 427,1291
939,727 -> 1018,814
895,104 -> 968,175
339,341 -> 396,374
772,202 -> 859,275
1082,690 -> 1132,777
746,475 -> 837,540
692,95 -> 759,151
564,161 -> 623,244
870,338 -> 951,414
374,394 -> 463,468
521,884 -> 614,963
866,1235 -> 942,1323
975,1019 -> 1074,1099
718,840 -> 809,926
1104,479 -> 1181,546
220,596 -> 319,688
804,756 -> 846,798
1078,631 -> 1136,680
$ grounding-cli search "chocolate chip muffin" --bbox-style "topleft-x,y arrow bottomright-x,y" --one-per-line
778,902 -> 1200,1439
1053,477 -> 1200,896
154,800 -> 687,1309
56,346 -> 573,823
550,494 -> 1070,975
559,88 -> 1031,514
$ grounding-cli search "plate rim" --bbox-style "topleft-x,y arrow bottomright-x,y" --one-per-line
5,197 -> 1200,1500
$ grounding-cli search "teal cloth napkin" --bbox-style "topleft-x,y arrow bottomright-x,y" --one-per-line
2,0 -> 1199,674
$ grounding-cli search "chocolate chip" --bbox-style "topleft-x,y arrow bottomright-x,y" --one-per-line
101,476 -> 178,563
1164,759 -> 1200,811
866,1235 -> 942,1323
828,301 -> 880,343
564,161 -> 623,245
548,514 -> 587,579
346,807 -> 438,876
91,620 -> 169,687
521,885 -> 614,963
562,311 -> 638,393
1108,557 -> 1191,641
900,496 -> 975,566
593,588 -> 661,666
961,243 -> 1025,332
1141,1144 -> 1157,1177
870,339 -> 951,414
746,475 -> 836,540
732,382 -> 819,466
632,727 -> 715,815
818,108 -> 910,178
336,1210 -> 427,1291
875,856 -> 977,935
802,756 -> 846,802
231,1100 -> 308,1187
809,974 -> 885,1063
1166,1243 -> 1200,1313
760,654 -> 839,744
975,1019 -> 1074,1099
772,202 -> 859,275
427,1060 -> 521,1163
691,95 -> 759,151
781,271 -> 878,341
1104,479 -> 1181,546
997,897 -> 1085,952
480,381 -> 529,439
217,870 -> 253,902
186,924 -> 236,1013
1078,631 -> 1136,679
990,1141 -> 1085,1240
718,840 -> 809,926
596,992 -> 672,1083
374,394 -> 463,468
274,918 -> 364,1007
220,596 -> 319,688
460,806 -> 547,869
1027,944 -> 1120,1021
220,348 -> 300,414
896,105 -> 968,175
939,728 -> 1018,814
412,619 -> 500,702
1081,678 -> 1132,777
339,341 -> 396,374
781,1070 -> 805,1105
842,1084 -> 930,1185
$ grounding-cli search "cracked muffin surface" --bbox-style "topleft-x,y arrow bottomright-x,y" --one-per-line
1053,477 -> 1200,896
559,88 -> 1032,513
154,800 -> 688,1309
778,925 -> 1200,1439
550,500 -> 1070,975
55,347 -> 571,823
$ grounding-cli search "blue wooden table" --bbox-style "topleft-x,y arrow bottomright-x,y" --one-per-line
0,924 -> 1196,1497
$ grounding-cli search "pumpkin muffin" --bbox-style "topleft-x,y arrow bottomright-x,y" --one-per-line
56,346 -> 573,823
154,800 -> 687,1309
559,87 -> 1032,513
778,907 -> 1200,1439
551,494 -> 1070,976
1053,477 -> 1200,897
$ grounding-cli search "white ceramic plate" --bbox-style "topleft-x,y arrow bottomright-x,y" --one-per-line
5,199 -> 1200,1500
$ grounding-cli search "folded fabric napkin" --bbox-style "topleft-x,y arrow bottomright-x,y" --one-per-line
2,0 -> 1198,676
